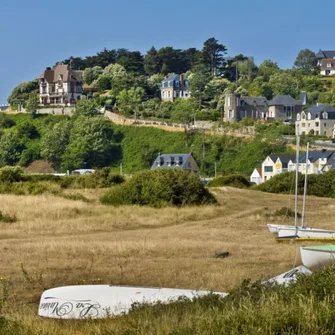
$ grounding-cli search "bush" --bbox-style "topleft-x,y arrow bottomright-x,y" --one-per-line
0,166 -> 25,183
0,211 -> 17,223
208,174 -> 251,188
100,169 -> 217,207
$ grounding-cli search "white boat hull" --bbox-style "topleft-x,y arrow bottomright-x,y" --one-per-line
267,224 -> 295,234
301,247 -> 335,269
38,285 -> 228,319
265,266 -> 312,285
277,227 -> 335,239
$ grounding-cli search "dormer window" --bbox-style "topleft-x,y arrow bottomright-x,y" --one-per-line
323,112 -> 328,119
327,63 -> 332,68
301,112 -> 306,120
297,114 -> 301,121
316,114 -> 319,118
307,113 -> 311,120
175,81 -> 180,87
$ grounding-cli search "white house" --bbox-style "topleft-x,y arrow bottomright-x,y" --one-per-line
39,64 -> 83,105
296,104 -> 335,138
250,168 -> 262,185
261,155 -> 296,183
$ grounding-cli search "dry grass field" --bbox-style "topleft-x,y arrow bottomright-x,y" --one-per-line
1,187 -> 335,334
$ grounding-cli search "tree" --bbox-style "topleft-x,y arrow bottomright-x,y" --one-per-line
268,71 -> 302,98
294,49 -> 318,74
40,122 -> 71,169
62,117 -> 116,170
202,38 -> 227,76
188,65 -> 212,106
116,87 -> 145,117
8,80 -> 39,107
258,60 -> 280,80
73,96 -> 100,117
171,99 -> 198,126
0,132 -> 24,166
144,47 -> 161,75
82,66 -> 103,85
25,93 -> 39,116
237,59 -> 257,85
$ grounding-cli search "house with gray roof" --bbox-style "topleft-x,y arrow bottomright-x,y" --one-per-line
267,95 -> 302,122
296,104 -> 335,137
151,153 -> 199,176
316,50 -> 335,76
299,149 -> 335,174
224,93 -> 268,123
160,74 -> 190,102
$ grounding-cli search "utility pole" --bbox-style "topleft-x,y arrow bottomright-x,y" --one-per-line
214,161 -> 217,178
120,163 -> 123,176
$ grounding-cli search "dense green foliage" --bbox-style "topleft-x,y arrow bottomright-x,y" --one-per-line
254,170 -> 335,198
208,174 -> 251,188
100,169 -> 217,207
0,166 -> 124,196
0,113 -> 292,176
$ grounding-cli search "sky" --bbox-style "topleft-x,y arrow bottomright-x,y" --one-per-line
1,0 -> 335,103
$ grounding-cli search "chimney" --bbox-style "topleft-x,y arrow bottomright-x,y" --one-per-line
180,74 -> 184,88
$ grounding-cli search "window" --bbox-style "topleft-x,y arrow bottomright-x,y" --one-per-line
168,91 -> 171,98
324,123 -> 327,127
227,97 -> 232,107
302,123 -> 305,127
228,110 -> 234,118
307,113 -> 311,120
308,123 -> 310,127
323,112 -> 328,119
175,81 -> 180,87
316,114 -> 319,118
297,114 -> 301,121
315,122 -> 319,127
327,63 -> 332,68
264,166 -> 273,172
324,131 -> 327,135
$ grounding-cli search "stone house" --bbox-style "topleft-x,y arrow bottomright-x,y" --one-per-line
266,95 -> 303,122
151,153 -> 199,176
224,93 -> 268,123
160,74 -> 190,102
296,104 -> 335,137
39,64 -> 83,105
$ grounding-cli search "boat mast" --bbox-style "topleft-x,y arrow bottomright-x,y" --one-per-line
294,135 -> 300,234
301,142 -> 309,229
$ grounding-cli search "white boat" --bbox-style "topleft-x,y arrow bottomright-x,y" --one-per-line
38,285 -> 228,319
300,245 -> 335,269
264,265 -> 312,285
269,140 -> 335,240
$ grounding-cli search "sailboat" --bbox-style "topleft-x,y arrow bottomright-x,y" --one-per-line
268,137 -> 335,241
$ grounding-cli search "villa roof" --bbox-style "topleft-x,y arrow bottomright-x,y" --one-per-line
299,150 -> 335,163
304,104 -> 335,120
268,95 -> 302,106
269,155 -> 296,164
40,64 -> 83,83
241,96 -> 268,107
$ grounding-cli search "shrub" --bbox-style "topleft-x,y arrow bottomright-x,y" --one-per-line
208,174 -> 251,188
100,169 -> 217,207
0,166 -> 25,183
0,211 -> 17,223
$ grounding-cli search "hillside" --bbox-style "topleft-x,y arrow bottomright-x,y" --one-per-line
0,113 -> 292,176
1,187 -> 335,333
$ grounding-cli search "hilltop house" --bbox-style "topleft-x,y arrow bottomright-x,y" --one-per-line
266,95 -> 303,122
296,104 -> 335,137
316,50 -> 335,76
224,93 -> 268,123
39,64 -> 83,105
151,153 -> 199,176
224,93 -> 303,123
160,74 -> 190,102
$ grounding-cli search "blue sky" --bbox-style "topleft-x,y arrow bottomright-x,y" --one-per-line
1,0 -> 334,103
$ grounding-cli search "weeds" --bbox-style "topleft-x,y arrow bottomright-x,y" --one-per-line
0,211 -> 17,223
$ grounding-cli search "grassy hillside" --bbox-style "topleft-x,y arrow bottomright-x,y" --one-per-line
0,113 -> 293,176
0,187 -> 335,334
